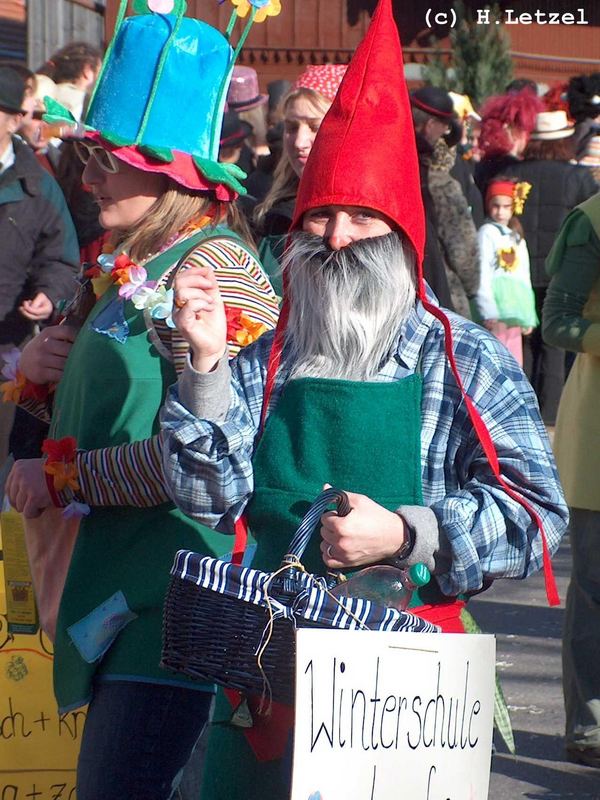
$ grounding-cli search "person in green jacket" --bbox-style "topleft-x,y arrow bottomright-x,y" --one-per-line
543,192 -> 600,769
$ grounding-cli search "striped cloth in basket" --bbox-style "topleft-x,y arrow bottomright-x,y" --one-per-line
170,549 -> 439,633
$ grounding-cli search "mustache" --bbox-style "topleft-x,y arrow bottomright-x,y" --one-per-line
283,230 -> 400,275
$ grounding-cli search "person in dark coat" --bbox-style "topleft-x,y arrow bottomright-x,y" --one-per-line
567,71 -> 600,160
503,110 -> 598,425
411,86 -> 475,309
0,67 -> 79,466
424,138 -> 480,318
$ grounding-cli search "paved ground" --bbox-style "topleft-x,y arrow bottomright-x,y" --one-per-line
470,536 -> 600,799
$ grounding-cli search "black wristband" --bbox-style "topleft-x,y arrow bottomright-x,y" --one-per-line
385,515 -> 416,566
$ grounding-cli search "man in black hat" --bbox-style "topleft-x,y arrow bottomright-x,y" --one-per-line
0,66 -> 79,467
411,86 -> 483,224
411,86 -> 457,145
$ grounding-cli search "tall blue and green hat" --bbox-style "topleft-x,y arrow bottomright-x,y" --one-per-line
44,0 -> 282,200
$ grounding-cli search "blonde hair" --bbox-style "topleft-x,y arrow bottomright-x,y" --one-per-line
114,180 -> 256,261
254,87 -> 331,230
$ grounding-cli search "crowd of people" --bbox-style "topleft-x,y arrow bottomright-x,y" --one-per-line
0,0 -> 598,794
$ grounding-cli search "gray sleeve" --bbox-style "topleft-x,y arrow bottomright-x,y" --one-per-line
177,352 -> 232,421
396,504 -> 452,576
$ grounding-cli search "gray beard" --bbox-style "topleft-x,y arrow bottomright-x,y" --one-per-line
282,231 -> 417,381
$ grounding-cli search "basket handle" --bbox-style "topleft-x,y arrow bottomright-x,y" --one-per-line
283,487 -> 351,564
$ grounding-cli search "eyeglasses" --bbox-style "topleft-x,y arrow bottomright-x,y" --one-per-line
74,140 -> 120,174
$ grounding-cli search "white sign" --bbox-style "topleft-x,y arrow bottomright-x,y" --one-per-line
291,630 -> 495,800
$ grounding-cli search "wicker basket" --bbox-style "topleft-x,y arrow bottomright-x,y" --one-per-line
161,488 -> 437,705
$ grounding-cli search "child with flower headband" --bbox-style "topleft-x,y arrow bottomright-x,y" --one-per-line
472,177 -> 537,365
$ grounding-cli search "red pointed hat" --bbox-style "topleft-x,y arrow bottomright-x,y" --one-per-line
291,0 -> 426,297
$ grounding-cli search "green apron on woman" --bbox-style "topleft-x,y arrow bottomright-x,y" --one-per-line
51,228 -> 236,711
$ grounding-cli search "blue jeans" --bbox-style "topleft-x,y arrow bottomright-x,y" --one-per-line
77,680 -> 213,800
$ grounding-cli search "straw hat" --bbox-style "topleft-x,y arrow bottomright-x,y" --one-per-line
530,110 -> 574,140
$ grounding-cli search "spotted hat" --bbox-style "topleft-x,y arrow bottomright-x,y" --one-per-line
293,64 -> 348,102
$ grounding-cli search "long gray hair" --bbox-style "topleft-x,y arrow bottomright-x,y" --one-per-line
282,231 -> 417,381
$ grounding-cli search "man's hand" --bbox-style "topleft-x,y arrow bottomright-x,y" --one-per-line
5,458 -> 52,518
320,488 -> 407,569
172,266 -> 227,372
19,292 -> 54,321
19,325 -> 77,384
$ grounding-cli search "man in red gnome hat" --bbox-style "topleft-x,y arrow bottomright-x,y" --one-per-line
161,0 -> 567,796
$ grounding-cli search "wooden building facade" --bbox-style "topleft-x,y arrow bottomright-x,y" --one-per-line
103,0 -> 600,92
1,1 -> 599,95
0,0 -> 104,69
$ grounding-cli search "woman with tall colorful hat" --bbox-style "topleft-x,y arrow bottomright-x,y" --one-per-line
3,1 -> 280,796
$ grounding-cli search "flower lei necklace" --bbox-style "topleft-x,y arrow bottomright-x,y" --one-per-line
85,212 -> 269,348
84,212 -> 215,329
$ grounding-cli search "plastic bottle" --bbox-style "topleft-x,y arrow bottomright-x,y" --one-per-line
330,562 -> 431,611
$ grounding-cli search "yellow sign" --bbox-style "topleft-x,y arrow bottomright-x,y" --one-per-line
1,510 -> 37,633
0,519 -> 83,798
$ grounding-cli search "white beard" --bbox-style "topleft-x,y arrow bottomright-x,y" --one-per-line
282,231 -> 417,381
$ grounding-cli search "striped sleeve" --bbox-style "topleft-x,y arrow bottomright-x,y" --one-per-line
51,238 -> 279,510
52,435 -> 169,508
169,237 -> 279,372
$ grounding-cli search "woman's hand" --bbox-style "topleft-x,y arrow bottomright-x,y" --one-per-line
19,325 -> 77,385
19,292 -> 54,321
5,458 -> 52,518
319,489 -> 407,569
173,266 -> 227,372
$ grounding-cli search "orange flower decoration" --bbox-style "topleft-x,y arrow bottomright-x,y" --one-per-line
44,461 -> 80,492
42,436 -> 80,492
512,182 -> 531,216
235,313 -> 268,347
225,306 -> 244,338
225,307 -> 268,347
0,372 -> 26,404
111,254 -> 137,286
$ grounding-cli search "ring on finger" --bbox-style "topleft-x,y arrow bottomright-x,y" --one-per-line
174,297 -> 188,309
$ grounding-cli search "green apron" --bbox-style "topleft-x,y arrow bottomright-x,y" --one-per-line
51,226 -> 237,712
202,371 -> 433,800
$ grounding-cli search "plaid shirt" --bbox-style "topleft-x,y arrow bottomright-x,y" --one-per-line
161,298 -> 568,597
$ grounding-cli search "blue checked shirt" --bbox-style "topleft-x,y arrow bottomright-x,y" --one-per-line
161,299 -> 568,597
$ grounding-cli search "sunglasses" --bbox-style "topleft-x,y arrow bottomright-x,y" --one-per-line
74,140 -> 120,174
